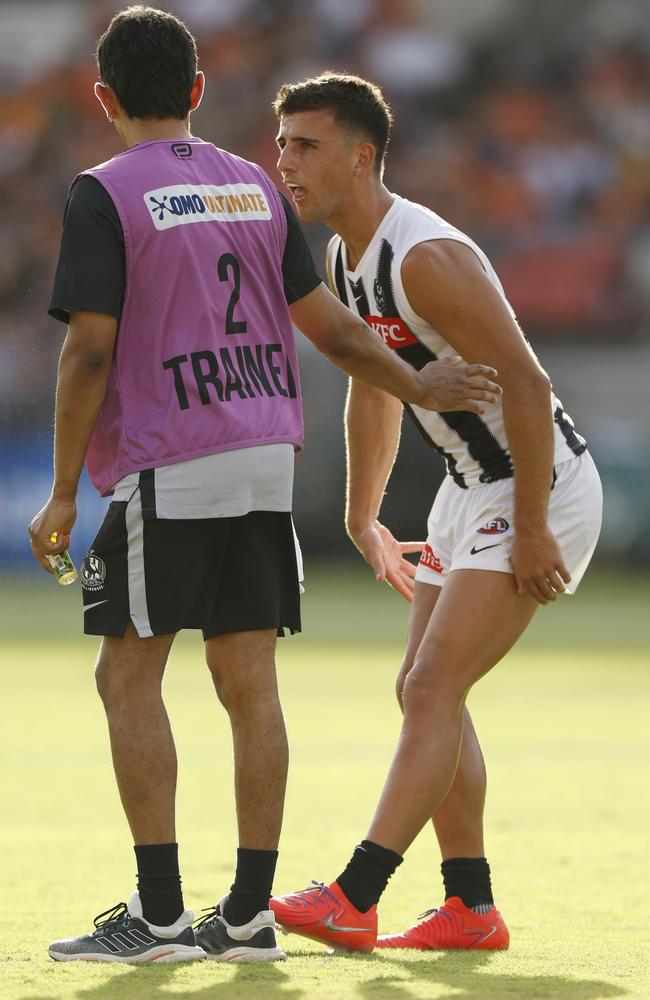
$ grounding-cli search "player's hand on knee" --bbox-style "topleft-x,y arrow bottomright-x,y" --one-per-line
417,356 -> 501,414
27,497 -> 77,574
348,520 -> 423,603
511,528 -> 571,605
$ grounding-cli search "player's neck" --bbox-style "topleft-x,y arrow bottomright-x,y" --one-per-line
117,117 -> 193,149
333,183 -> 394,271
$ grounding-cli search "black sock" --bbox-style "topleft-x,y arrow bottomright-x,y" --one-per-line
337,840 -> 403,913
222,848 -> 278,926
134,842 -> 184,926
441,856 -> 494,910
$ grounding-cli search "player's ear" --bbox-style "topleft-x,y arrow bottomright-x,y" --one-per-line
94,82 -> 119,123
189,72 -> 205,113
353,141 -> 376,176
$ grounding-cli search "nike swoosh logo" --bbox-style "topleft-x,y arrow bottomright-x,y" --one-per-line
463,925 -> 498,944
323,917 -> 372,933
470,543 -> 502,555
84,600 -> 109,612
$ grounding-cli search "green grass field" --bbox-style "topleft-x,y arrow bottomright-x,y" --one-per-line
1,564 -> 649,1000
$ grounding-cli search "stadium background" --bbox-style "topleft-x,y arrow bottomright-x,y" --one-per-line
2,3 -> 650,999
1,0 -> 649,571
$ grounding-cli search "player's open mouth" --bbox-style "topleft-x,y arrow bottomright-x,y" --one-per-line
287,184 -> 307,203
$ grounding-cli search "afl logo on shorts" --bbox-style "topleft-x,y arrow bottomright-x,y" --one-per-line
477,517 -> 509,535
82,551 -> 107,591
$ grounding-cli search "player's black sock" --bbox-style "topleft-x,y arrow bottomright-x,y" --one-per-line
134,842 -> 184,926
222,848 -> 278,926
337,840 -> 403,913
441,856 -> 494,911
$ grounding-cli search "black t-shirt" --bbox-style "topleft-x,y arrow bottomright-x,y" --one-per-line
49,174 -> 321,323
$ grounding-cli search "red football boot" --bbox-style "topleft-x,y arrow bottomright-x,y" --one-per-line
270,880 -> 377,952
377,897 -> 509,950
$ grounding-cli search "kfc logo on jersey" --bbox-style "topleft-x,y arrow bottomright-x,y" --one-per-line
477,517 -> 510,535
419,544 -> 444,574
364,315 -> 418,349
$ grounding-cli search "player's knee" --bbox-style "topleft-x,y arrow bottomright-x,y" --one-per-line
209,661 -> 277,717
206,657 -> 237,707
401,657 -> 464,720
209,666 -> 241,711
95,655 -> 119,707
401,666 -> 436,717
95,652 -> 158,709
395,657 -> 413,711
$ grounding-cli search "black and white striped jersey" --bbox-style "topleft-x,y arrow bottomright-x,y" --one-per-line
326,194 -> 586,489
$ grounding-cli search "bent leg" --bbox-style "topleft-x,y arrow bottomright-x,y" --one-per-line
368,570 -> 538,854
434,711 -> 487,858
397,583 -> 487,858
95,623 -> 177,844
205,629 -> 287,850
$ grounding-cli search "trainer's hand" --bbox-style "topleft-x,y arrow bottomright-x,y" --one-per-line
27,496 -> 77,575
511,526 -> 571,605
414,356 -> 501,413
349,520 -> 423,603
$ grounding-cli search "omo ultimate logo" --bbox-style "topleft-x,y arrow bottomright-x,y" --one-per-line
145,183 -> 272,231
81,550 -> 107,591
477,517 -> 510,535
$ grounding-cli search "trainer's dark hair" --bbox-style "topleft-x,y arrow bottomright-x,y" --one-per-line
96,6 -> 197,120
273,72 -> 393,175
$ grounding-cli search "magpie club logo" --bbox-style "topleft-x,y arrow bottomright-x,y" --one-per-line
81,551 -> 107,591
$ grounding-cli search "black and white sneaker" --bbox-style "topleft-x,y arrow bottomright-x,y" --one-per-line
49,890 -> 206,963
194,897 -> 286,962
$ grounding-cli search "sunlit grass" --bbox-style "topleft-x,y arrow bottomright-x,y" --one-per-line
1,566 -> 648,999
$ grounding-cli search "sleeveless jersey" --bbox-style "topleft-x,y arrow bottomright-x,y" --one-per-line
81,138 -> 303,496
327,194 -> 586,489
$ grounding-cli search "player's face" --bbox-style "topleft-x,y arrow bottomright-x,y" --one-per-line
276,110 -> 359,223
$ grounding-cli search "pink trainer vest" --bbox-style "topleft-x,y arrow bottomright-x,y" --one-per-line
81,138 -> 303,496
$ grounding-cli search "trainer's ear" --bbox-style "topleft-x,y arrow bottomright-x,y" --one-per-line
94,82 -> 120,123
189,72 -> 205,112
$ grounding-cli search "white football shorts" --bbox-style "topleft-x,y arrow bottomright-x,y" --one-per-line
415,451 -> 602,595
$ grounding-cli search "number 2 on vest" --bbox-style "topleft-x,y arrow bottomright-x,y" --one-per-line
218,253 -> 248,335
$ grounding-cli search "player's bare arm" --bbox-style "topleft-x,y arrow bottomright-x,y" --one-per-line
28,311 -> 117,574
401,239 -> 571,605
289,282 -> 500,413
345,379 -> 424,602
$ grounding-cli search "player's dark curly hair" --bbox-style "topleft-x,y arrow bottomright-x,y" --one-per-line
96,6 -> 197,120
273,72 -> 393,175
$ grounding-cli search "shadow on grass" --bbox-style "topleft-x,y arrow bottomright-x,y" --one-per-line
352,950 -> 628,1000
16,951 -> 628,1000
17,960 -> 305,1000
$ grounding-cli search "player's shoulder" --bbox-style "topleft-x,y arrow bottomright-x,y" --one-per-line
402,237 -> 485,291
390,193 -> 465,239
389,195 -> 487,278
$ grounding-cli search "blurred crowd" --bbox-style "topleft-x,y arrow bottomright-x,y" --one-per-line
2,0 -> 650,431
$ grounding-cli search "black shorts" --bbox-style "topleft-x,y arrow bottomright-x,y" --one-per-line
81,500 -> 301,639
